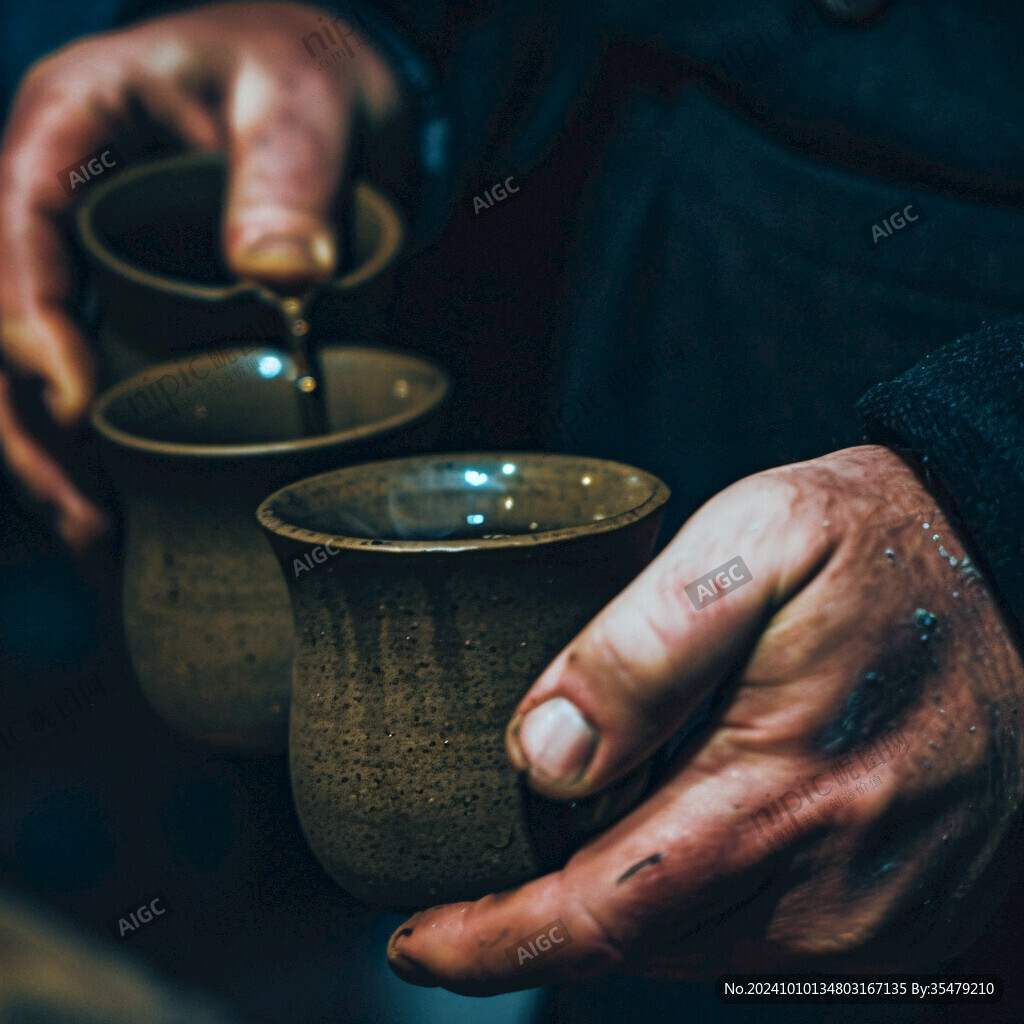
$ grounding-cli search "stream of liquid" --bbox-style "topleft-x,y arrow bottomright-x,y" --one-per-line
266,293 -> 331,438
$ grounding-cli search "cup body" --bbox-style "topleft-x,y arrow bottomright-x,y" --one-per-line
258,454 -> 669,908
92,346 -> 449,752
75,152 -> 404,383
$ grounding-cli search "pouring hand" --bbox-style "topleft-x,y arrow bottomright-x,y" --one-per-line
387,445 -> 1024,993
0,2 -> 401,549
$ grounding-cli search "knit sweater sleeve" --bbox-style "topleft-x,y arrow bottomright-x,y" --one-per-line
857,317 -> 1024,647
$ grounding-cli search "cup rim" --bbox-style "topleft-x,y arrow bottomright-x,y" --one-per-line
255,452 -> 670,553
75,151 -> 404,300
90,345 -> 450,459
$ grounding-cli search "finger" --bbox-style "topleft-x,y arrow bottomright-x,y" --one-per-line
222,51 -> 352,288
506,472 -> 837,799
133,75 -> 227,152
0,72 -> 111,424
0,310 -> 96,427
0,41 -> 222,425
0,373 -> 107,551
388,751 -> 794,995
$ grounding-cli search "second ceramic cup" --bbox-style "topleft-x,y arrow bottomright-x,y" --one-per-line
257,453 -> 670,909
92,346 -> 449,753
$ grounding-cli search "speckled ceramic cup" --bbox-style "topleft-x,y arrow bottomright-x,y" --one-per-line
257,453 -> 670,909
92,346 -> 449,753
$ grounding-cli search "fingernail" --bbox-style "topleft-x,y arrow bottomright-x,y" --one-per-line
516,696 -> 597,785
387,912 -> 424,950
239,229 -> 335,284
388,952 -> 439,987
388,917 -> 438,988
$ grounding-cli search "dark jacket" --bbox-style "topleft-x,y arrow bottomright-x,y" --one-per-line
297,0 -> 1024,644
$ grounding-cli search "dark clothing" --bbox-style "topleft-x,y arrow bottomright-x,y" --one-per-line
330,0 -> 1024,646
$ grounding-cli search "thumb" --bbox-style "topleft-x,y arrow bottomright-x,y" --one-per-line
506,473 -> 834,800
222,56 -> 352,289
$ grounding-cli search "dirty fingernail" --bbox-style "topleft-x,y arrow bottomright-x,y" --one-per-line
388,916 -> 438,987
517,696 -> 597,784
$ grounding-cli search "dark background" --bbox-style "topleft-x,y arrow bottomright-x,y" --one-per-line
4,9 -> 1024,1024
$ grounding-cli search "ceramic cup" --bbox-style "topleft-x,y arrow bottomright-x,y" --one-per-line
91,346 -> 449,753
257,453 -> 670,909
75,151 -> 404,383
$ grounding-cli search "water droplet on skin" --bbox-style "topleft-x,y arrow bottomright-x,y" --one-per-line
822,520 -> 830,527
932,534 -> 940,541
969,725 -> 977,733
914,609 -> 938,630
923,522 -> 930,529
952,591 -> 959,598
885,548 -> 896,560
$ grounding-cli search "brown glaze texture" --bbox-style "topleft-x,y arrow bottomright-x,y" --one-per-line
258,454 -> 669,908
92,347 -> 448,752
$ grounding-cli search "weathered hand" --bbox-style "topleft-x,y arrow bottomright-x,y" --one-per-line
387,445 -> 1024,994
0,2 -> 400,548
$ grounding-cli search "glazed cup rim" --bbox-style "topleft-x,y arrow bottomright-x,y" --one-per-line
75,151 -> 404,300
255,452 -> 671,554
90,345 -> 450,459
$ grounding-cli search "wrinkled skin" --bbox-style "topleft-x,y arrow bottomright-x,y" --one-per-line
0,2 -> 399,548
387,445 -> 1024,994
